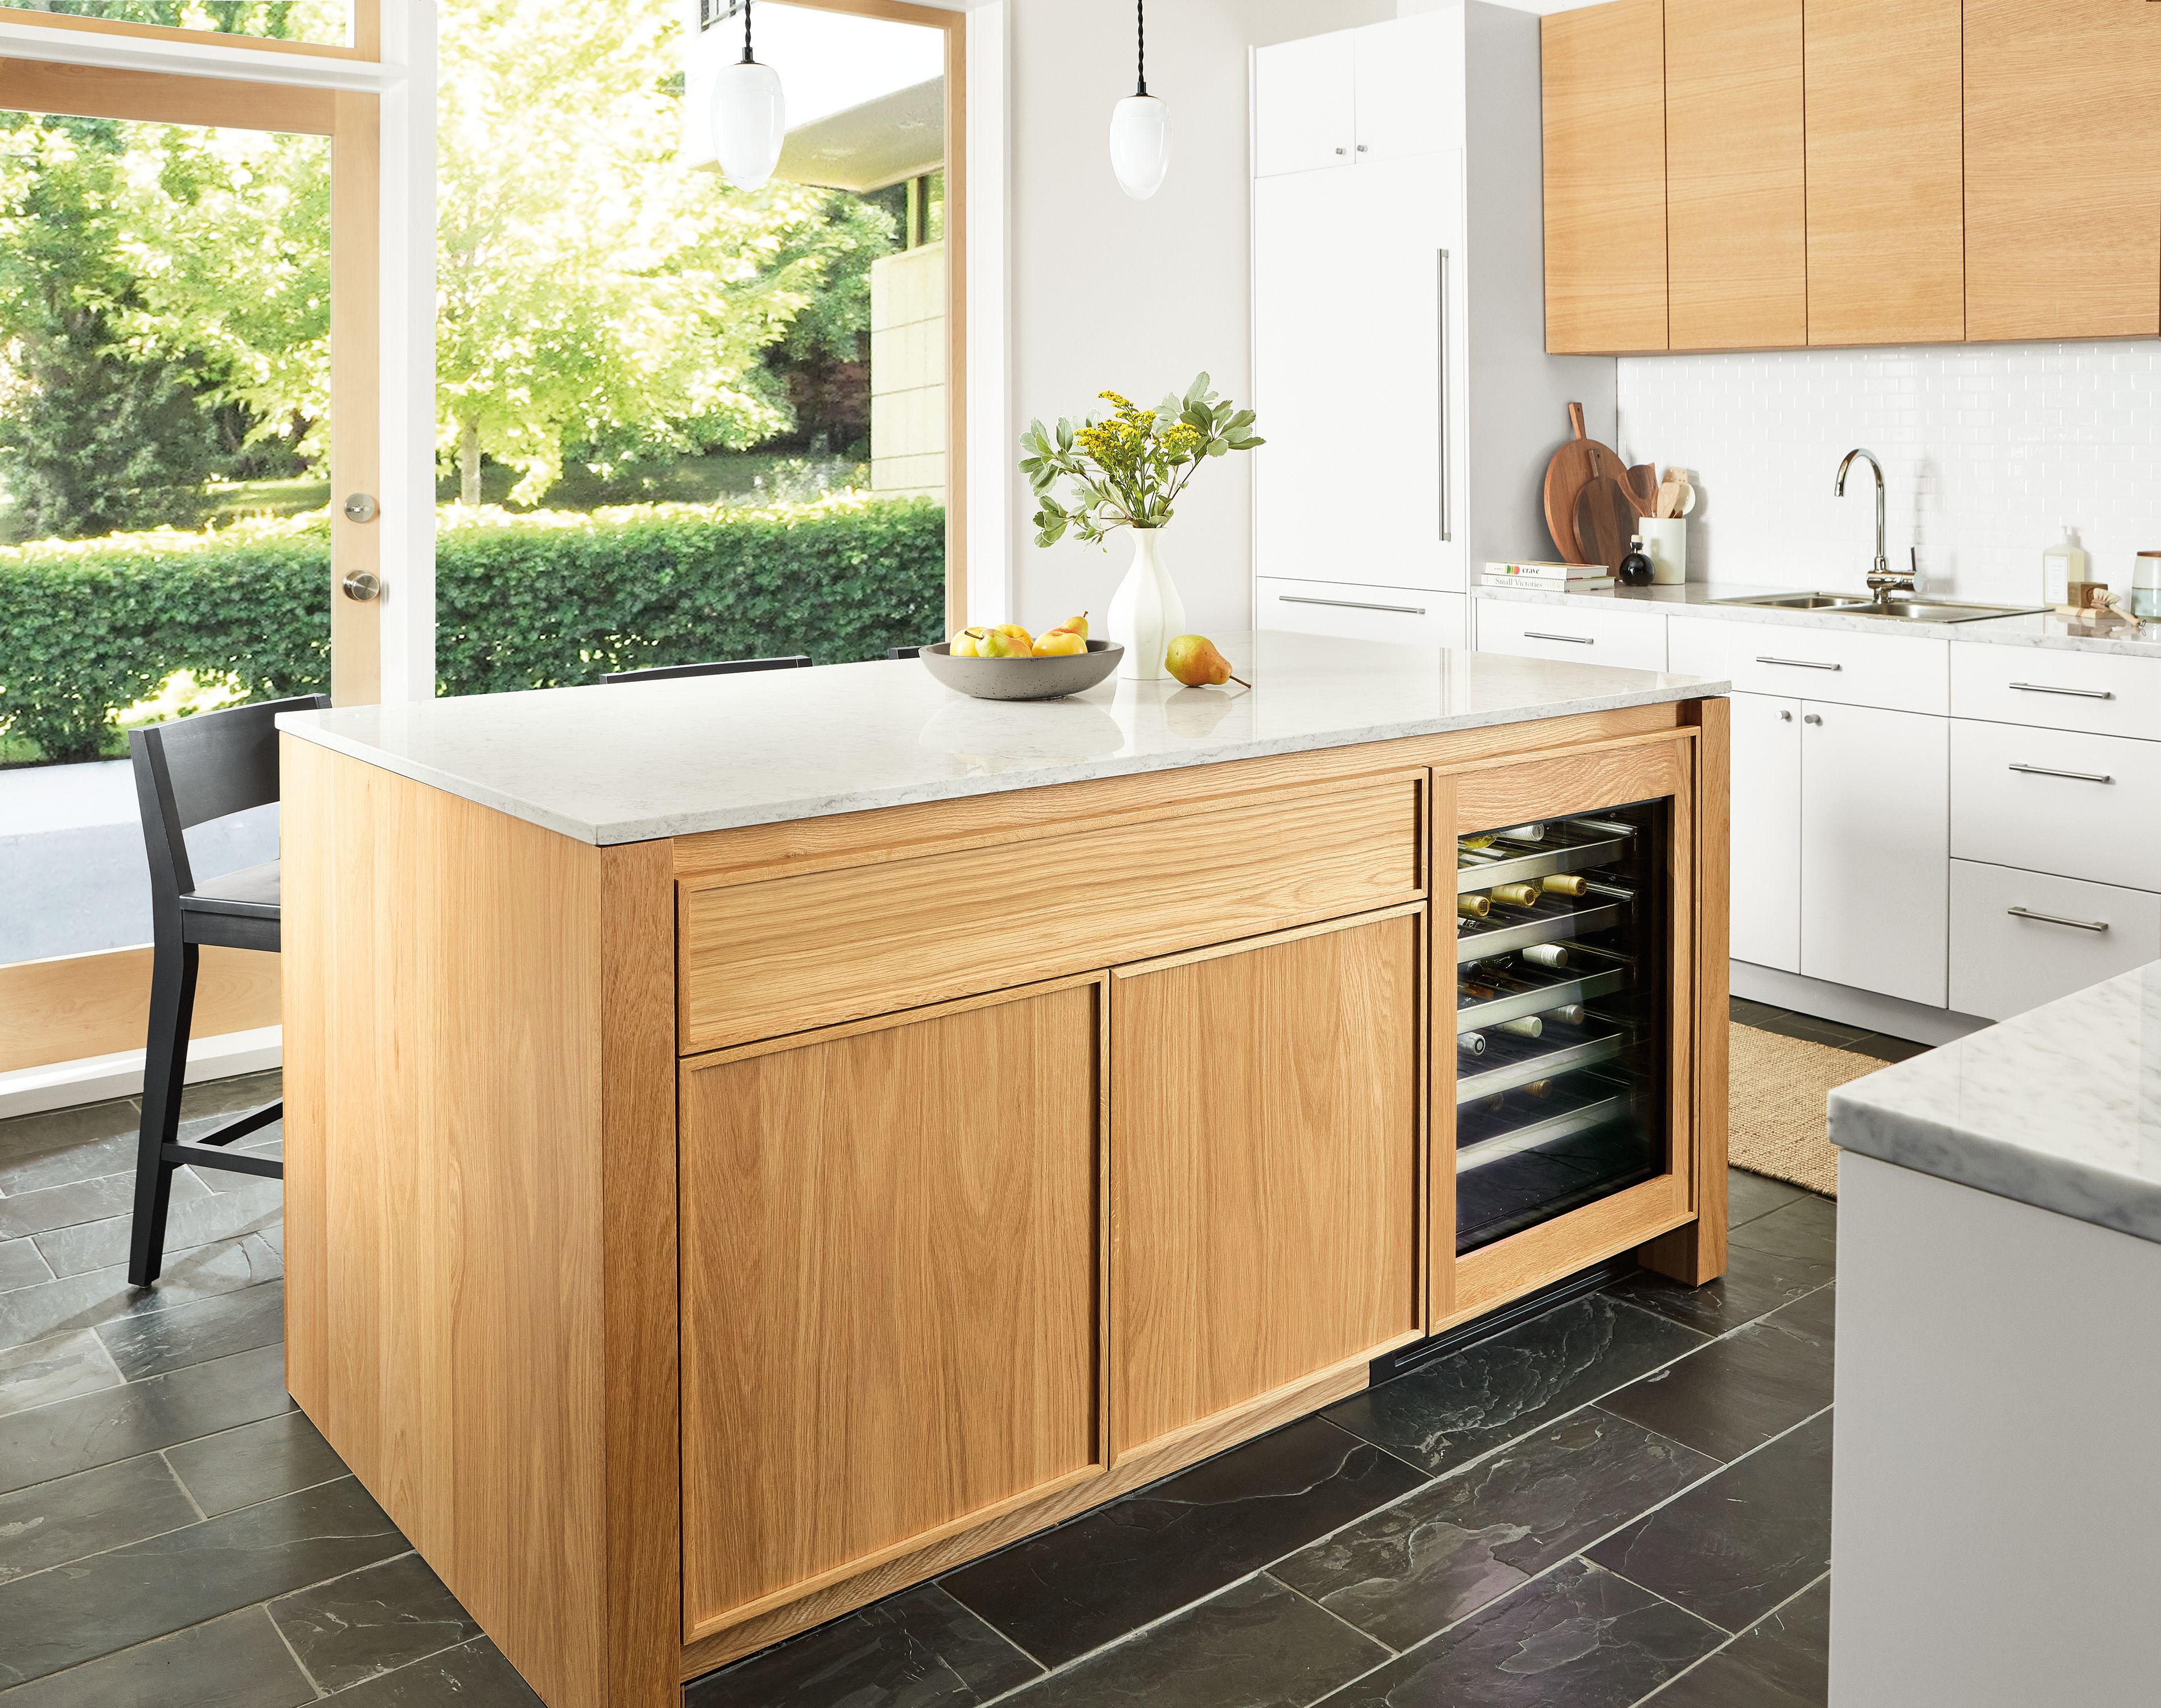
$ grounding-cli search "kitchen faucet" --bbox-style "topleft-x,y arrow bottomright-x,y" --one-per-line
1834,447 -> 1914,606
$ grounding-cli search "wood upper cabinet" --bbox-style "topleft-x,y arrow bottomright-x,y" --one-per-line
1965,0 -> 2161,343
1109,909 -> 1423,1459
1541,0 -> 1667,354
677,977 -> 1104,1640
1805,0 -> 1964,346
1664,0 -> 1806,350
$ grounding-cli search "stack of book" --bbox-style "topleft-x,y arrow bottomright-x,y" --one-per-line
1482,560 -> 1615,592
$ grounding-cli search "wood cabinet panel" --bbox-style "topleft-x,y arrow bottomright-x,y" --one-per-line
1664,0 -> 1806,350
1805,0 -> 1963,346
1110,910 -> 1423,1458
1540,0 -> 1667,354
1965,0 -> 2161,343
679,775 -> 1424,1052
679,978 -> 1103,1639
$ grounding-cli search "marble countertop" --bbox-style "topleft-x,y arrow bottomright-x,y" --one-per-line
1830,963 -> 2161,1244
1471,579 -> 2161,658
277,631 -> 1726,846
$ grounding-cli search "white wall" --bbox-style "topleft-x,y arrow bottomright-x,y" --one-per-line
1003,0 -> 1392,637
1616,340 -> 2161,606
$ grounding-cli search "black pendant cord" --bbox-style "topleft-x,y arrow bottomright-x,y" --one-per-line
1135,0 -> 1147,96
741,0 -> 753,65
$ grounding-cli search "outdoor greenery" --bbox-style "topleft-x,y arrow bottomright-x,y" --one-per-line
0,495 -> 945,762
1020,376 -> 1264,548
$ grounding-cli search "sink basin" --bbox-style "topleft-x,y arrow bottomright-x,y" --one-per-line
1713,590 -> 2047,624
1713,592 -> 1876,610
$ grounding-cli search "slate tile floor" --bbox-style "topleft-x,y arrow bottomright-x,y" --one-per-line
0,997 -> 1868,1707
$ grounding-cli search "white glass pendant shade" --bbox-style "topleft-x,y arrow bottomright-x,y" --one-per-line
1110,93 -> 1170,200
713,58 -> 785,191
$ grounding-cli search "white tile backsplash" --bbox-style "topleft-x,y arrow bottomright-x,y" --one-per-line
1615,340 -> 2161,606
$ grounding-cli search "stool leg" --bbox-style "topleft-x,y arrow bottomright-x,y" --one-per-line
129,937 -> 198,1287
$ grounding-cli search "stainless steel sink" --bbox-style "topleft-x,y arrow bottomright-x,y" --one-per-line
1713,591 -> 2047,625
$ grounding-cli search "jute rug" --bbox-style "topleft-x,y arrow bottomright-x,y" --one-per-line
1728,1021 -> 1885,1198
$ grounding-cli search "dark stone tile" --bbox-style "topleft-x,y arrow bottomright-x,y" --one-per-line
315,1636 -> 542,1706
1277,1410 -> 1719,1650
1596,1287 -> 1834,1463
0,1452 -> 198,1584
0,1127 -> 140,1200
0,1341 -> 293,1496
270,1551 -> 481,1692
0,1100 -> 137,1192
0,1329 -> 124,1418
1003,1574 -> 1384,1708
1613,1241 -> 1834,1339
166,1408 -> 348,1516
1728,1196 -> 1836,1268
1324,1294 -> 1706,1477
0,1171 -> 155,1242
0,1606 -> 315,1708
0,1233 -> 282,1354
175,1070 -> 282,1122
1643,1576 -> 1829,1707
941,1416 -> 1422,1670
0,1237 -> 55,1292
192,1136 -> 284,1195
686,1583 -> 1041,1708
1588,1412 -> 1832,1636
1725,1168 -> 1805,1231
1844,1033 -> 1928,1065
1318,1558 -> 1721,1707
96,1279 -> 286,1380
34,1176 -> 282,1278
0,1475 -> 407,1688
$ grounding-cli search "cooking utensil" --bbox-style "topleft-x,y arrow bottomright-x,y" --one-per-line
1541,403 -> 1638,564
1655,479 -> 1683,520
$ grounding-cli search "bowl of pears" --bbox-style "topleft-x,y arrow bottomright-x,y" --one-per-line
919,613 -> 1123,701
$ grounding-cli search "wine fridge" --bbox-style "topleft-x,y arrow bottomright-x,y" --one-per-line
1453,800 -> 1674,1256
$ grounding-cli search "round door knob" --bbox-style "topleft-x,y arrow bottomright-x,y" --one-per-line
342,570 -> 382,602
343,492 -> 379,523
1778,709 -> 1793,722
1803,713 -> 1822,725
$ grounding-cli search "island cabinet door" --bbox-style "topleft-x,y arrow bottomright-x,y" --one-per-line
676,975 -> 1106,1645
1438,731 -> 1716,1329
1109,906 -> 1425,1461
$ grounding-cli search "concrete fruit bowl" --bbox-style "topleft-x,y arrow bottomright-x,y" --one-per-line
918,638 -> 1123,700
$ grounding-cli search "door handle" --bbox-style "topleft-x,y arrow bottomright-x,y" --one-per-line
2009,681 -> 2114,700
1756,656 -> 1842,671
2006,906 -> 2110,933
1526,632 -> 1594,645
2008,762 -> 2114,785
1281,596 -> 1428,616
1437,248 -> 1451,544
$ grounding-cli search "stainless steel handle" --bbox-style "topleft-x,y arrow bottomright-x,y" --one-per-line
1526,631 -> 1594,645
341,570 -> 382,602
1803,713 -> 1822,725
1757,656 -> 1842,671
2008,762 -> 2114,785
2007,906 -> 2110,934
2010,681 -> 2114,700
1281,595 -> 1428,616
1437,248 -> 1451,544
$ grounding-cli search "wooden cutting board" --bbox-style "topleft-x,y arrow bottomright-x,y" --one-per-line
1575,475 -> 1637,574
1542,403 -> 1650,564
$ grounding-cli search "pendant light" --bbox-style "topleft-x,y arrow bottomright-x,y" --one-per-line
1109,0 -> 1169,200
712,0 -> 785,191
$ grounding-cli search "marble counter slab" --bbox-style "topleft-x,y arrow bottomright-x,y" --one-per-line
277,631 -> 1725,847
1830,962 -> 2161,1243
1471,579 -> 2161,658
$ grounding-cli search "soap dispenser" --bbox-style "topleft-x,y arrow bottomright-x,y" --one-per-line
2043,524 -> 2089,607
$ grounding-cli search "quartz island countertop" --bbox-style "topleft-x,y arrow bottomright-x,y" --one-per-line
1830,961 -> 2161,1244
276,630 -> 1725,845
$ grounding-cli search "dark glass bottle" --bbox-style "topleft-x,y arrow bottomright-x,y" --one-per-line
1618,534 -> 1653,587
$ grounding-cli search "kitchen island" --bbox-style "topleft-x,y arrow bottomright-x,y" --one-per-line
276,632 -> 1732,1708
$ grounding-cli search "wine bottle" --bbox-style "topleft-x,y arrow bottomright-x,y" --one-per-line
1521,942 -> 1571,969
1541,1003 -> 1588,1027
1582,878 -> 1635,902
1539,872 -> 1589,898
1458,1030 -> 1488,1056
1457,894 -> 1491,919
1497,822 -> 1545,843
1523,1078 -> 1553,1099
1498,1015 -> 1543,1039
1488,882 -> 1540,909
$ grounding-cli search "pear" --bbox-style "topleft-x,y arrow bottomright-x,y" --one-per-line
995,623 -> 1035,647
950,627 -> 988,658
1050,611 -> 1089,640
1034,629 -> 1087,657
1164,634 -> 1240,688
979,627 -> 1035,659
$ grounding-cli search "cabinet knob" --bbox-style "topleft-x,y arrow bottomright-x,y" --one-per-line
1335,147 -> 1347,155
1803,713 -> 1823,725
1356,143 -> 1369,152
1778,709 -> 1793,722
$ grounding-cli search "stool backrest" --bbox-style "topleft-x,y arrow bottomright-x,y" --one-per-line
887,646 -> 922,659
602,655 -> 811,684
130,693 -> 331,902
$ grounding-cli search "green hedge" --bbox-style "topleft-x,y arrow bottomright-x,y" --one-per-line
0,495 -> 946,762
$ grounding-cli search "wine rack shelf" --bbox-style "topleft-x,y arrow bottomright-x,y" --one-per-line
1455,822 -> 1634,893
1457,1079 -> 1633,1175
1457,1023 -> 1630,1103
1454,963 -> 1627,1031
1455,897 -> 1626,963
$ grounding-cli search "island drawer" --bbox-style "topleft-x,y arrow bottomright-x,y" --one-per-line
676,774 -> 1425,1051
1949,645 -> 2161,740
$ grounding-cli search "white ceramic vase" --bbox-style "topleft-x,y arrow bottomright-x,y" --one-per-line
1107,528 -> 1186,681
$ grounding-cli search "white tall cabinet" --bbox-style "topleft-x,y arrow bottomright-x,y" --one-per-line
1250,3 -> 1615,650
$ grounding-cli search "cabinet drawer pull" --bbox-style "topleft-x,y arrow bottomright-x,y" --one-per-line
2008,762 -> 2114,785
1756,656 -> 1842,671
2009,681 -> 2114,700
1281,595 -> 1428,616
2006,906 -> 2110,934
1526,631 -> 1595,645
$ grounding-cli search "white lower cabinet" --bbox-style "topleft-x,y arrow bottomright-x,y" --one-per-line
1799,703 -> 1949,1008
1730,692 -> 1802,972
1949,860 -> 2161,1021
1258,578 -> 1467,649
1950,719 -> 2161,893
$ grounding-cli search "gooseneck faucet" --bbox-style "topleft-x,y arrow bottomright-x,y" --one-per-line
1835,446 -> 1913,606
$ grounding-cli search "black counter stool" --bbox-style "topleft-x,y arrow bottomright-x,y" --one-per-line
602,655 -> 810,683
887,646 -> 922,659
126,692 -> 327,1287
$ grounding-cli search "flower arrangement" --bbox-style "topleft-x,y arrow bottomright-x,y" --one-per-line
1019,374 -> 1263,547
